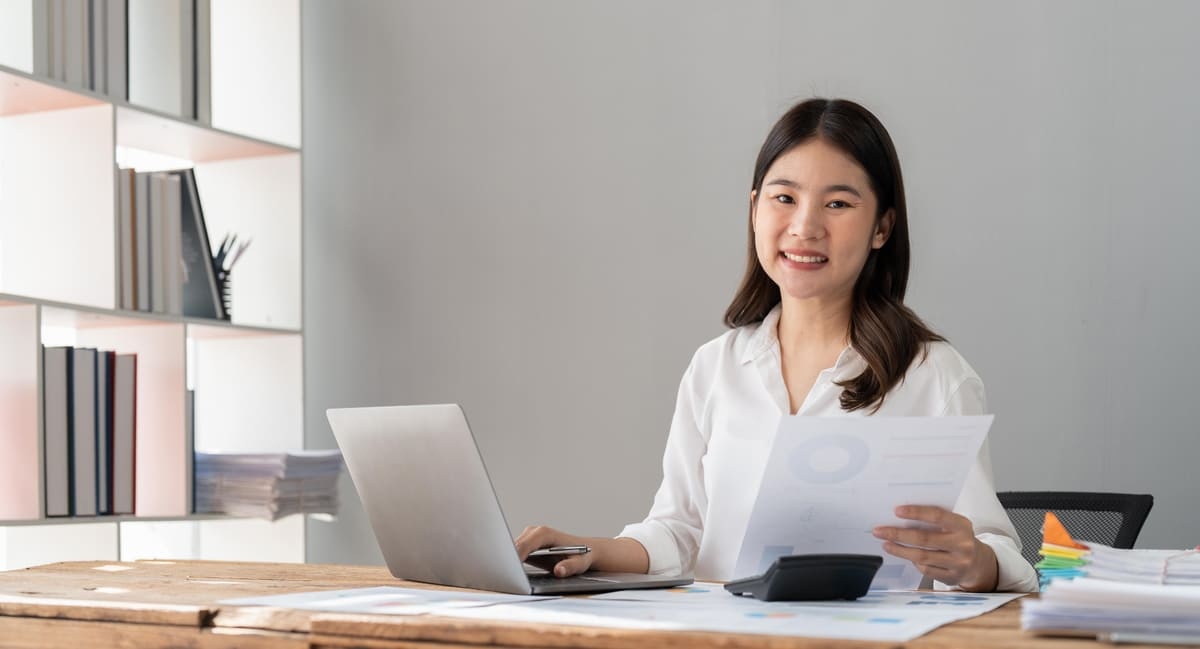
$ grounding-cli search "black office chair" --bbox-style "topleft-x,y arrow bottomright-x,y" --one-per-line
997,491 -> 1154,568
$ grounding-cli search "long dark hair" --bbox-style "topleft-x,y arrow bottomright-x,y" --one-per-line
723,98 -> 943,413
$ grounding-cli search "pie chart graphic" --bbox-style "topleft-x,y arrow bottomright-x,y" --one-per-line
789,434 -> 870,484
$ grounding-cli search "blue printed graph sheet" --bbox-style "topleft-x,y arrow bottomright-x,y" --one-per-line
732,416 -> 992,589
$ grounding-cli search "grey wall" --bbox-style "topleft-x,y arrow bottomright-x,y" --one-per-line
303,0 -> 1200,565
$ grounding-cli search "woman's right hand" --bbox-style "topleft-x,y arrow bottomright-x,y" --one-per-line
514,525 -> 595,577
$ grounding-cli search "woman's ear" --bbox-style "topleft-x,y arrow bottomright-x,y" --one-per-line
872,208 -> 896,249
750,190 -> 758,231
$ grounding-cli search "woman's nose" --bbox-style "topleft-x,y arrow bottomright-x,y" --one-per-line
787,200 -> 824,239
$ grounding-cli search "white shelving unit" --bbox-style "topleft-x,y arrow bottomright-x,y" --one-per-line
0,0 -> 304,570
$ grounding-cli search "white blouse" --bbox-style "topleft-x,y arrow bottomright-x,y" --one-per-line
618,305 -> 1038,592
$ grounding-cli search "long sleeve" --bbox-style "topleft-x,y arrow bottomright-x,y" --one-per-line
941,377 -> 1039,592
617,355 -> 709,576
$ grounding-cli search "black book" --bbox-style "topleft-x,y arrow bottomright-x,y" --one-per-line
173,168 -> 225,319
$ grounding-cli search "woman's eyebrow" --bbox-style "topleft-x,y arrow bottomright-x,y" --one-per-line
764,178 -> 863,198
826,184 -> 863,198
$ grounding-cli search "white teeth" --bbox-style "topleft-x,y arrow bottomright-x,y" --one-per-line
783,252 -> 827,263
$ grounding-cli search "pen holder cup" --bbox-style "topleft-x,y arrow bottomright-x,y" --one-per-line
215,268 -> 232,321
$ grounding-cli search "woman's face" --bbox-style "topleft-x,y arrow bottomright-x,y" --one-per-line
752,138 -> 893,306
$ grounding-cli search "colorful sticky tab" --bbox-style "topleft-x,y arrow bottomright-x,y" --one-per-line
1042,512 -> 1089,551
1034,511 -> 1092,591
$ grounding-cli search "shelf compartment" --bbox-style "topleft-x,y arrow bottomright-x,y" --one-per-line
188,325 -> 302,453
194,153 -> 301,330
43,306 -> 189,518
0,103 -> 115,309
0,302 -> 40,520
210,0 -> 301,148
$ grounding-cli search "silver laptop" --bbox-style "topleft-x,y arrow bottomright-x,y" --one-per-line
326,404 -> 692,595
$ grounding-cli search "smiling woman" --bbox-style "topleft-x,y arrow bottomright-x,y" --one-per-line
728,99 -> 939,414
515,98 -> 1038,594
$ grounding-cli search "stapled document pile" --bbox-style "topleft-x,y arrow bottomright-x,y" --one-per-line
194,450 -> 343,521
1021,512 -> 1200,644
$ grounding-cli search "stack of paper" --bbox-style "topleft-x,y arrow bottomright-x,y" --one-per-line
1086,545 -> 1200,585
1022,578 -> 1200,643
194,450 -> 343,521
1034,512 -> 1090,589
1034,511 -> 1200,588
1022,511 -> 1200,644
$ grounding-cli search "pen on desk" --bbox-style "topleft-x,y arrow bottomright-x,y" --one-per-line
1099,632 -> 1200,645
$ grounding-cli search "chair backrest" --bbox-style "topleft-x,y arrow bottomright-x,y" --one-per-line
997,491 -> 1154,568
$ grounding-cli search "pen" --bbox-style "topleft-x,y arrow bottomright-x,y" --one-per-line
528,545 -> 591,556
227,238 -> 252,270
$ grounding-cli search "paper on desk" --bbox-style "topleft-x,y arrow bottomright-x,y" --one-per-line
589,581 -> 1022,613
219,586 -> 553,615
1022,577 -> 1200,638
733,415 -> 992,590
438,589 -> 1023,643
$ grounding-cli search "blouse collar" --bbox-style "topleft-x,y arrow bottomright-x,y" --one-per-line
740,304 -> 863,376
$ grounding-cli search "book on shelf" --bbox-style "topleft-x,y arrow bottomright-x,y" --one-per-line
179,0 -> 194,121
49,0 -> 64,81
134,169 -> 151,311
175,168 -> 225,319
34,0 -> 123,96
30,0 -> 214,107
116,166 -> 136,310
89,0 -> 106,93
106,0 -> 128,99
147,173 -> 169,313
41,345 -> 138,518
42,346 -> 73,517
62,0 -> 86,88
111,353 -> 136,515
154,172 -> 184,316
32,0 -> 50,78
95,350 -> 113,515
127,0 -> 208,118
118,167 -> 225,320
194,0 -> 211,123
70,347 -> 98,517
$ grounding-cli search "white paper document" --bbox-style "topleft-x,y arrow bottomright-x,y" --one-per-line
439,586 -> 1023,643
219,586 -> 552,615
733,415 -> 992,589
590,581 -> 1020,613
219,581 -> 1023,642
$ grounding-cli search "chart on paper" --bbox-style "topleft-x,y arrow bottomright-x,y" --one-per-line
733,415 -> 993,589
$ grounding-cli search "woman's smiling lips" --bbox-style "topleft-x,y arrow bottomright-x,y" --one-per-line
780,248 -> 829,269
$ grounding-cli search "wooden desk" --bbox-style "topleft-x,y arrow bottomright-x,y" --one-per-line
0,560 -> 1173,649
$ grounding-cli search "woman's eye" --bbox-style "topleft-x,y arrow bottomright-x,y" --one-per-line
774,194 -> 794,204
827,200 -> 850,209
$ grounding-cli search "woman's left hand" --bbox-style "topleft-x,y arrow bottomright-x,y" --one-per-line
872,505 -> 998,591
